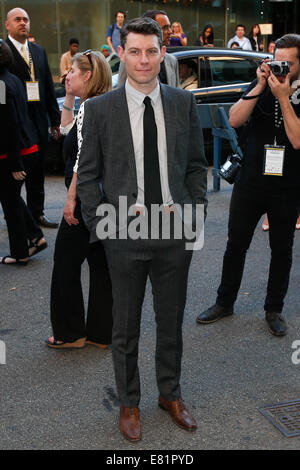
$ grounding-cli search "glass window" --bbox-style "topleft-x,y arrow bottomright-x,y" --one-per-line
208,57 -> 258,86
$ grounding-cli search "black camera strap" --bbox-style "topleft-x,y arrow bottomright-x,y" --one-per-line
241,88 -> 266,100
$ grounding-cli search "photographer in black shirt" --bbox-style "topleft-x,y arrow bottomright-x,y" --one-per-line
197,34 -> 300,337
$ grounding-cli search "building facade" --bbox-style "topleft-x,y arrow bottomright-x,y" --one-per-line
0,0 -> 299,77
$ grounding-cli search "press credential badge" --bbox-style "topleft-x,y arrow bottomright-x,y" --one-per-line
264,144 -> 285,176
26,81 -> 40,101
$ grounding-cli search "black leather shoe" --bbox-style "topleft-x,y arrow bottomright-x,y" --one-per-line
196,303 -> 234,324
265,311 -> 287,337
37,215 -> 58,228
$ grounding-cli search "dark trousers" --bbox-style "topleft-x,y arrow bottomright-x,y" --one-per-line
216,184 -> 300,313
50,201 -> 113,344
104,237 -> 193,407
24,141 -> 46,219
0,157 -> 43,259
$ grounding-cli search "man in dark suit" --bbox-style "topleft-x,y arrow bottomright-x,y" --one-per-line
77,17 -> 207,442
5,7 -> 60,228
118,10 -> 179,88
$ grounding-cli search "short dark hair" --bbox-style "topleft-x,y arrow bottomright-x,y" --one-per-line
0,39 -> 13,69
142,10 -> 167,21
179,59 -> 197,73
115,11 -> 126,19
275,34 -> 300,60
120,17 -> 163,49
69,38 -> 79,46
236,24 -> 245,31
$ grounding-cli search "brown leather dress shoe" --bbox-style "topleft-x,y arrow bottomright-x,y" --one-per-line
119,406 -> 141,442
158,396 -> 197,431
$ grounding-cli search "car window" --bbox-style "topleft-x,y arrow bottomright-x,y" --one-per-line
207,57 -> 258,86
178,57 -> 200,89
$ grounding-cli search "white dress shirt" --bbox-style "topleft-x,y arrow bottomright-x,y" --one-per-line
125,79 -> 173,207
227,35 -> 252,51
8,34 -> 30,61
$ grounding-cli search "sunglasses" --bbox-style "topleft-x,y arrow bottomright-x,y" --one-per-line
83,49 -> 93,70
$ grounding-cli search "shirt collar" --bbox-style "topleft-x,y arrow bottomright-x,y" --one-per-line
125,79 -> 161,106
8,35 -> 28,52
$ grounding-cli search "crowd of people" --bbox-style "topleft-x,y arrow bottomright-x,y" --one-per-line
57,13 -> 277,83
1,5 -> 300,444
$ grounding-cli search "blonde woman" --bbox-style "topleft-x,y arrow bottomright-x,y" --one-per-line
170,22 -> 187,46
46,51 -> 113,349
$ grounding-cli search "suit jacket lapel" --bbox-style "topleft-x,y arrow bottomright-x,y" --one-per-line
112,86 -> 138,187
160,83 -> 177,183
28,42 -> 39,80
6,37 -> 31,81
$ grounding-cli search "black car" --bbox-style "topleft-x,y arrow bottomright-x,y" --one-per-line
170,47 -> 272,162
170,46 -> 271,103
45,47 -> 271,172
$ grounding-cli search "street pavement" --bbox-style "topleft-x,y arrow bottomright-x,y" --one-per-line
1,171 -> 300,450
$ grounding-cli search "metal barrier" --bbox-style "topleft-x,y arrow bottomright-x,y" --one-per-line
197,103 -> 243,191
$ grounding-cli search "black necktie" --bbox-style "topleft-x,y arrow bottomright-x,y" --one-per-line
143,96 -> 163,210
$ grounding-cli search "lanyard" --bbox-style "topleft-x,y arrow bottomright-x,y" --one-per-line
27,49 -> 35,81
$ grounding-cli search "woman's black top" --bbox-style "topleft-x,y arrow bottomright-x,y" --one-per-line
63,122 -> 78,189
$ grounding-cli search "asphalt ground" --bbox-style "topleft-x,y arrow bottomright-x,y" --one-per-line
1,171 -> 300,451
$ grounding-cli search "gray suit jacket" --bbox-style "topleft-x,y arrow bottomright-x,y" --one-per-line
77,83 -> 207,243
117,52 -> 179,88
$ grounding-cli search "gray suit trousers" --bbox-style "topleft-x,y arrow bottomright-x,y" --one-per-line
103,237 -> 193,407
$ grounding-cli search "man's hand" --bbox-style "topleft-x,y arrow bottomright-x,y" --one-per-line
257,59 -> 271,87
12,171 -> 26,181
268,71 -> 291,101
51,125 -> 61,140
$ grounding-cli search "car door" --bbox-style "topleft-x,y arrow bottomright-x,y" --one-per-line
193,55 -> 259,104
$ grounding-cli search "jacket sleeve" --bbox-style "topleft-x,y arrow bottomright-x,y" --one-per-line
185,93 -> 208,214
4,88 -> 24,172
165,54 -> 180,88
76,99 -> 104,242
117,61 -> 127,87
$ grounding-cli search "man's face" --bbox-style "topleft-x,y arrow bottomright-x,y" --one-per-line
69,43 -> 79,56
274,47 -> 300,83
101,48 -> 110,58
179,63 -> 192,81
6,8 -> 30,43
236,27 -> 245,39
155,14 -> 172,46
268,42 -> 275,54
119,33 -> 165,89
116,13 -> 125,26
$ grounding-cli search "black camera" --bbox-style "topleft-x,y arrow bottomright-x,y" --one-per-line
218,154 -> 242,184
269,60 -> 290,76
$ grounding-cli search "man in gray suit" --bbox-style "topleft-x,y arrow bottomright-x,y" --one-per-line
118,10 -> 179,88
77,17 -> 207,442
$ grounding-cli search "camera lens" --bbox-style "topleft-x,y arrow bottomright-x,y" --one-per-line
273,65 -> 281,74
